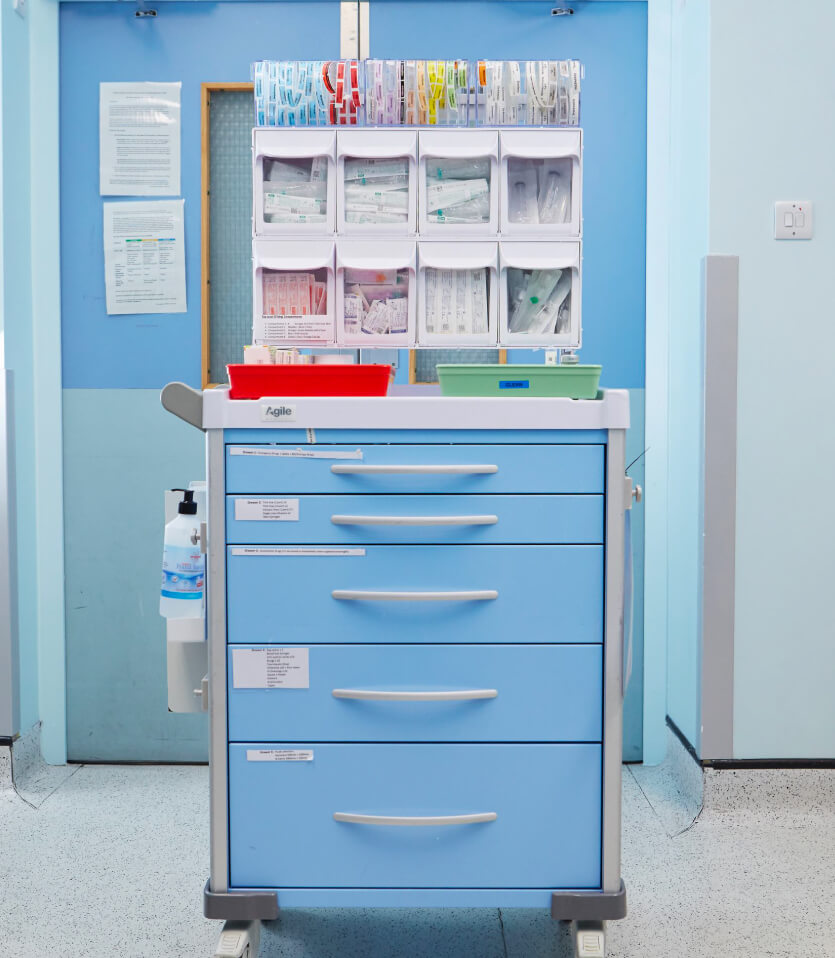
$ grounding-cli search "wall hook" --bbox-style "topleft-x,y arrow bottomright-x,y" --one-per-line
551,6 -> 575,15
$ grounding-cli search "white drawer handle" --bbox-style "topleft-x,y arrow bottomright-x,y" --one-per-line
332,688 -> 498,701
331,514 -> 498,527
332,590 -> 498,602
333,812 -> 497,827
331,464 -> 498,475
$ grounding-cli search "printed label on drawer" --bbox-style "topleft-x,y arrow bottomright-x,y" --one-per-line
233,648 -> 309,689
234,498 -> 299,522
231,547 -> 365,557
247,749 -> 314,762
229,446 -> 363,460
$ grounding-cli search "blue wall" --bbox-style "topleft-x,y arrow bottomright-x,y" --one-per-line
373,0 -> 647,390
60,1 -> 341,760
60,0 -> 647,760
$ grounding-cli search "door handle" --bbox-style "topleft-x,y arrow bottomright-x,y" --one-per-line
333,812 -> 497,826
331,464 -> 498,475
332,590 -> 498,602
331,515 -> 498,526
332,688 -> 498,701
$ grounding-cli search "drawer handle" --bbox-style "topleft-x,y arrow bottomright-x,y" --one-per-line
333,812 -> 497,827
331,464 -> 498,475
332,688 -> 498,701
331,514 -> 498,527
332,590 -> 498,602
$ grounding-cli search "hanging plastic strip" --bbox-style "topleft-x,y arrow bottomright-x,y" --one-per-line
252,59 -> 581,127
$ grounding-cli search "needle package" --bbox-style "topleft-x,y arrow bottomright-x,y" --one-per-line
263,157 -> 329,225
343,156 -> 410,225
341,266 -> 410,340
424,157 -> 492,224
506,267 -> 571,336
505,157 -> 572,226
424,268 -> 490,336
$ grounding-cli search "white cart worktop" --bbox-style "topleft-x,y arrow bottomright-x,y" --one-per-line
191,386 -> 629,431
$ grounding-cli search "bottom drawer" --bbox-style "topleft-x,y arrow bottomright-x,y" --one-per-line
229,743 -> 602,890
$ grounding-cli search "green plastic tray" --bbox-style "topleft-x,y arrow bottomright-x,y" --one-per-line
436,364 -> 602,399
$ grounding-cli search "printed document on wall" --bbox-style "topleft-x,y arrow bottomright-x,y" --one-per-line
100,82 -> 181,195
103,200 -> 187,315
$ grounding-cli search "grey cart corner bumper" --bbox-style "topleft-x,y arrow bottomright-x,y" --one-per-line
203,880 -> 279,921
551,881 -> 627,921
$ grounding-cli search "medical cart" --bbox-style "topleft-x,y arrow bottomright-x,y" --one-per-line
162,383 -> 632,958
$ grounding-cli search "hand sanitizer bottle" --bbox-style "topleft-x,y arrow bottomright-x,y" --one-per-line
160,490 -> 204,619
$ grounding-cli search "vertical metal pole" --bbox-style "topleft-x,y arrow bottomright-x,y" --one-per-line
0,370 -> 18,739
207,429 -> 229,892
340,2 -> 360,59
601,429 -> 626,893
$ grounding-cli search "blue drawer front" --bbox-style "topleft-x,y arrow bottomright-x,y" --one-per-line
228,743 -> 602,889
227,644 -> 602,743
226,545 -> 603,645
224,444 -> 604,495
225,495 -> 603,545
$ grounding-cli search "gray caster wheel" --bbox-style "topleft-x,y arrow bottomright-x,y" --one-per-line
213,919 -> 261,958
574,920 -> 606,958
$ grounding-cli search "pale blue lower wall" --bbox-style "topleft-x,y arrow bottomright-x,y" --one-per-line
663,0 -> 709,752
1,0 -> 38,736
710,0 -> 835,759
63,389 -> 206,761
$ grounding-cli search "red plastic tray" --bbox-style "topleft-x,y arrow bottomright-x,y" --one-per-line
227,363 -> 392,400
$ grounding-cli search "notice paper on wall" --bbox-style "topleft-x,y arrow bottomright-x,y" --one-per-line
103,200 -> 187,315
234,498 -> 299,521
233,648 -> 310,689
100,82 -> 181,196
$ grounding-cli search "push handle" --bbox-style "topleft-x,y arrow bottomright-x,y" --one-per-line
331,464 -> 498,475
332,688 -> 498,701
331,514 -> 498,527
332,590 -> 498,602
333,812 -> 497,827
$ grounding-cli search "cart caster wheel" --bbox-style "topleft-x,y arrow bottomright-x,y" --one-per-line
574,920 -> 606,958
213,919 -> 261,958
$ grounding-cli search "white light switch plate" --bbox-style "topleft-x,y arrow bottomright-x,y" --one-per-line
775,201 -> 813,240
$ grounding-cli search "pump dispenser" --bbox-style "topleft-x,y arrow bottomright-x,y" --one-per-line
160,490 -> 205,618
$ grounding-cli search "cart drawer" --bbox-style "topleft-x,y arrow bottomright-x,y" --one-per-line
226,644 -> 602,743
228,743 -> 601,889
225,494 -> 603,545
224,443 -> 604,494
226,545 -> 603,645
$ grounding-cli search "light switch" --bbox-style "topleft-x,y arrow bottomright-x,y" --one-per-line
775,201 -> 813,240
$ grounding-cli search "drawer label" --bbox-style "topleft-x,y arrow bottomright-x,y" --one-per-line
229,446 -> 363,460
234,498 -> 299,522
247,749 -> 314,763
232,547 -> 365,557
233,648 -> 310,689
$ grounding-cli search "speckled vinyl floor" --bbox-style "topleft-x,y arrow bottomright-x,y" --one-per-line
0,762 -> 832,958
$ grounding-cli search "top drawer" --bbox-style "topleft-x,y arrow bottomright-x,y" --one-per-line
225,444 -> 603,494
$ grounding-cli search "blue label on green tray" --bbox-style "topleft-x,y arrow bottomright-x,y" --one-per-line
499,380 -> 530,389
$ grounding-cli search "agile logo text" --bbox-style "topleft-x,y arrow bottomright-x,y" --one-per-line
261,403 -> 297,422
